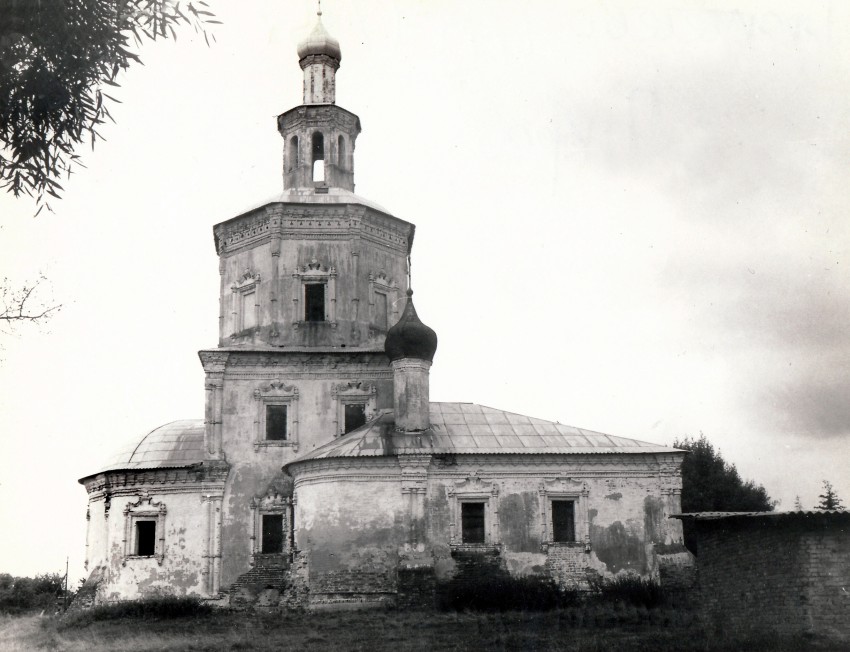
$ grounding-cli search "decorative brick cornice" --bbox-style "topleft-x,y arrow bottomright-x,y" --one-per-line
199,351 -> 230,373
81,462 -> 230,496
213,203 -> 411,256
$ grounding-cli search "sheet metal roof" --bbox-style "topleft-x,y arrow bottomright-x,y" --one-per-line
290,402 -> 680,464
672,510 -> 850,521
85,420 -> 205,478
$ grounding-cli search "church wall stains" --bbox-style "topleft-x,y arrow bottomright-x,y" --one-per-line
82,491 -> 210,604
287,453 -> 686,606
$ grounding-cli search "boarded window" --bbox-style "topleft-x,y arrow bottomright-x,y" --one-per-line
261,514 -> 284,554
344,403 -> 366,433
136,520 -> 156,556
461,503 -> 485,544
304,283 -> 325,322
375,292 -> 388,330
266,405 -> 288,441
552,500 -> 575,542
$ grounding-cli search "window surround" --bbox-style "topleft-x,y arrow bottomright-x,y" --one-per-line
447,474 -> 500,548
231,269 -> 261,334
368,270 -> 399,333
292,259 -> 337,327
331,381 -> 377,437
249,489 -> 292,559
253,380 -> 300,451
538,478 -> 590,552
122,495 -> 166,565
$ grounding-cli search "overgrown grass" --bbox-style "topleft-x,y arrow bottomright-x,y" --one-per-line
438,573 -> 668,613
589,573 -> 666,608
438,575 -> 579,612
61,595 -> 211,627
1,608 -> 841,652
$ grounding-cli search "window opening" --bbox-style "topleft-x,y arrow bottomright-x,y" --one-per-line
312,132 -> 325,182
304,283 -> 325,322
136,520 -> 156,556
375,292 -> 388,329
344,403 -> 367,433
461,502 -> 485,544
261,514 -> 284,554
266,405 -> 288,441
552,500 -> 575,542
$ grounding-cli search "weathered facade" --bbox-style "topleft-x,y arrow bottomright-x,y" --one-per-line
79,13 -> 689,608
674,511 -> 850,642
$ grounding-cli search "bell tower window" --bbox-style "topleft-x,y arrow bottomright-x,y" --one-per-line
337,135 -> 346,169
312,132 -> 325,182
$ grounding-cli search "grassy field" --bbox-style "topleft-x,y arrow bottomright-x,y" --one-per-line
1,608 -> 846,652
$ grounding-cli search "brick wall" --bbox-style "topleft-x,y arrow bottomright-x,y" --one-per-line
544,543 -> 593,590
655,544 -> 696,596
695,516 -> 850,640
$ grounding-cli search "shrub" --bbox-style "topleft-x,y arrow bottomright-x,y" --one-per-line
0,573 -> 66,614
437,575 -> 578,612
61,595 -> 212,627
590,574 -> 665,608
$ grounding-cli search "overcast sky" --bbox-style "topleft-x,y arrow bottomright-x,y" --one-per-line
1,1 -> 848,583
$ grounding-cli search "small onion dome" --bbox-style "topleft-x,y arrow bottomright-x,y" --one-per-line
385,290 -> 438,362
297,15 -> 342,61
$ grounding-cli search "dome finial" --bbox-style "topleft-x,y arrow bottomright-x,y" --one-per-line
317,0 -> 322,17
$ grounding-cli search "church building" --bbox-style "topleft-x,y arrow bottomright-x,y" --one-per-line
78,12 -> 690,609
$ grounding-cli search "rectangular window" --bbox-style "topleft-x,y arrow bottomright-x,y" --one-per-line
461,502 -> 485,544
261,514 -> 284,554
375,292 -> 388,329
266,405 -> 288,441
136,520 -> 156,556
344,403 -> 367,433
304,283 -> 325,322
552,500 -> 575,542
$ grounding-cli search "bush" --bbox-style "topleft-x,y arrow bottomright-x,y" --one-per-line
0,573 -> 66,614
589,574 -> 665,608
62,595 -> 212,627
438,575 -> 578,612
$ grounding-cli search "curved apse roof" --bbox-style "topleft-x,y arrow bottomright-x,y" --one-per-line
289,403 -> 681,465
81,420 -> 205,481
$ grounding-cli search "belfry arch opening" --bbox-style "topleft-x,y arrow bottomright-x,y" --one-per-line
312,132 -> 325,182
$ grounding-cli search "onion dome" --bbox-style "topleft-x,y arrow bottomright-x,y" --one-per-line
385,290 -> 438,362
297,14 -> 342,61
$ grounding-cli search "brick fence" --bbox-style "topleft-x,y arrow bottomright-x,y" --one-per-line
678,511 -> 850,641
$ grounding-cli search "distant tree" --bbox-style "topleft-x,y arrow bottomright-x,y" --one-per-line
673,434 -> 776,553
0,572 -> 66,614
1,274 -> 61,335
0,0 -> 218,212
793,495 -> 804,511
816,480 -> 845,511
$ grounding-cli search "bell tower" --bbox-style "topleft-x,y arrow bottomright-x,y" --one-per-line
278,9 -> 360,192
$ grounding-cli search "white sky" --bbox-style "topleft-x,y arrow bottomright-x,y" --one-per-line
1,1 -> 849,583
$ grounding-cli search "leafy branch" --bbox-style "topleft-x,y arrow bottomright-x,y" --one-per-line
0,0 -> 219,213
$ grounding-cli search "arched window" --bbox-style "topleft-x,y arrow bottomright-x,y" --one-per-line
311,132 -> 325,182
337,135 -> 346,170
288,136 -> 299,172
